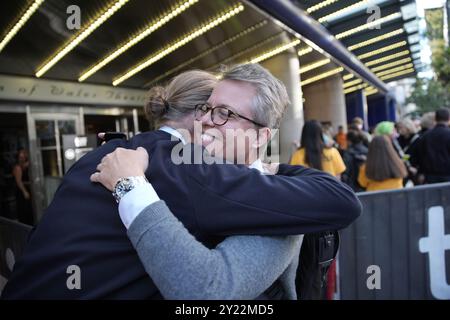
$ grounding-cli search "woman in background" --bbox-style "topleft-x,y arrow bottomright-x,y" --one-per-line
358,135 -> 408,192
290,120 -> 346,178
12,149 -> 33,225
289,120 -> 345,300
342,130 -> 368,192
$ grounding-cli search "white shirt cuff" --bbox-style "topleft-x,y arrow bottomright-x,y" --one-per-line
118,183 -> 160,229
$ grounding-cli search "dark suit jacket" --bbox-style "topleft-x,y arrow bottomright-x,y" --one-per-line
410,124 -> 450,177
2,130 -> 361,299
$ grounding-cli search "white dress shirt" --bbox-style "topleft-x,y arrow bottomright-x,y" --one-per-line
159,125 -> 187,145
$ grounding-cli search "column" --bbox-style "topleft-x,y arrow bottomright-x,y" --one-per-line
261,50 -> 303,164
302,74 -> 347,132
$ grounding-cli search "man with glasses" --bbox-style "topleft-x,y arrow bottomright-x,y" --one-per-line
193,101 -> 266,165
193,77 -> 272,166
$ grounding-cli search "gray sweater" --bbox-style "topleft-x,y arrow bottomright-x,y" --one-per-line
127,200 -> 303,300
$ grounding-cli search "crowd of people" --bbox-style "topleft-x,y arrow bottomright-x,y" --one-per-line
290,108 -> 450,194
286,109 -> 449,299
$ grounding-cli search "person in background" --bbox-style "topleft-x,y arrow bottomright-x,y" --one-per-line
358,135 -> 407,192
351,117 -> 371,147
418,112 -> 435,137
396,118 -> 420,154
408,112 -> 436,184
320,122 -> 337,148
334,125 -> 347,152
411,115 -> 422,133
290,120 -> 346,178
374,121 -> 406,164
12,149 -> 33,225
290,119 -> 346,300
410,108 -> 450,184
374,121 -> 396,138
342,130 -> 368,192
396,118 -> 420,185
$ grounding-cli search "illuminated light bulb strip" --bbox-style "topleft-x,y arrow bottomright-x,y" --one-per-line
298,46 -> 313,57
347,28 -> 404,51
297,16 -> 407,81
344,83 -> 368,94
343,57 -> 412,86
344,62 -> 414,90
342,47 -> 410,88
297,21 -> 403,59
379,68 -> 415,81
370,57 -> 412,72
112,3 -> 244,86
375,63 -> 413,77
357,41 -> 407,60
0,0 -> 45,53
249,39 -> 300,64
208,33 -> 281,70
301,67 -> 344,86
365,87 -> 378,96
336,13 -> 401,40
303,38 -> 325,55
343,78 -> 362,88
79,0 -> 199,82
36,0 -> 129,78
344,84 -> 378,95
364,49 -> 410,67
299,59 -> 330,74
307,0 -> 339,13
318,0 -> 370,23
144,20 -> 268,88
343,73 -> 354,81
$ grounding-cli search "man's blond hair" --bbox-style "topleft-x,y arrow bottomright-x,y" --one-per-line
221,64 -> 290,129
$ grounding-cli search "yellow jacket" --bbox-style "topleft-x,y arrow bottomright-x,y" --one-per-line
358,164 -> 403,192
290,147 -> 346,177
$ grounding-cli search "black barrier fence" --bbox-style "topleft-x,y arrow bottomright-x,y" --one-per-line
0,217 -> 32,295
1,184 -> 449,299
339,182 -> 450,300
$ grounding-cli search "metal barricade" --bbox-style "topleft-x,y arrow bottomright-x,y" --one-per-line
339,182 -> 450,300
0,217 -> 32,296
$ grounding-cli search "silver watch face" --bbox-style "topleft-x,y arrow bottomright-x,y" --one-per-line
113,176 -> 147,203
113,178 -> 134,202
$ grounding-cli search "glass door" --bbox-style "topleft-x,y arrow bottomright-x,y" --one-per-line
27,110 -> 82,222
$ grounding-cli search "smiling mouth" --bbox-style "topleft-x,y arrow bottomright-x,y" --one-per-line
201,133 -> 216,145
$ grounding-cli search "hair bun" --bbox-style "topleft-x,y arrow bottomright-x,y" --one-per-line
144,86 -> 169,121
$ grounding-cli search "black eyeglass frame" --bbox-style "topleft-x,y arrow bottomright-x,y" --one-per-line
194,103 -> 265,127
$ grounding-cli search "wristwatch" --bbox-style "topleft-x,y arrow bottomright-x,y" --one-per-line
112,176 -> 149,203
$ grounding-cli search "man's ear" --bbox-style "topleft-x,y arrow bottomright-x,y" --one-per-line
252,127 -> 271,148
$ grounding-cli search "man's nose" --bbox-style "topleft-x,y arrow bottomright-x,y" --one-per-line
199,109 -> 215,127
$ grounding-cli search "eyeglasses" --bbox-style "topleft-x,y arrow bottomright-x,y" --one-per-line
194,103 -> 265,127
